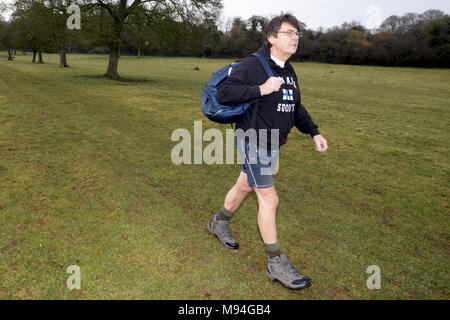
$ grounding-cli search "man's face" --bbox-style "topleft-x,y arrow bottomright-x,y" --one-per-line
268,22 -> 299,59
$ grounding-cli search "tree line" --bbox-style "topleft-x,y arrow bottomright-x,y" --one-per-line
1,1 -> 449,81
144,9 -> 449,68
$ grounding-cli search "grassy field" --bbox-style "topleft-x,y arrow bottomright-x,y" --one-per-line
0,52 -> 448,299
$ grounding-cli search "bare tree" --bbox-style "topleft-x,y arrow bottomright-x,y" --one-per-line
80,0 -> 222,80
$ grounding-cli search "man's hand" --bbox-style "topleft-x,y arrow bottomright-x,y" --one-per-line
259,77 -> 283,96
313,134 -> 328,153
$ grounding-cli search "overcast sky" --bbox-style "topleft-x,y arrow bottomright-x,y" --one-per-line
1,0 -> 449,30
221,0 -> 450,30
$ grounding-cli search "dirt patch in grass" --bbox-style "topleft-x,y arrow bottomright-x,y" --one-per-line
0,241 -> 20,252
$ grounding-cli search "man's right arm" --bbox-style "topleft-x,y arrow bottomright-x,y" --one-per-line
216,60 -> 261,105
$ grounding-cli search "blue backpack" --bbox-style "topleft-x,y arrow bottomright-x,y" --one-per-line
201,53 -> 273,124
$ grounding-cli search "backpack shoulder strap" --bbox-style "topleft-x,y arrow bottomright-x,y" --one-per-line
252,53 -> 273,78
246,52 -> 274,130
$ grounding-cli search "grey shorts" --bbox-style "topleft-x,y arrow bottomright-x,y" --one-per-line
236,136 -> 280,189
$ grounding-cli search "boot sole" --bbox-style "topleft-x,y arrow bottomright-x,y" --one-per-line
267,272 -> 311,290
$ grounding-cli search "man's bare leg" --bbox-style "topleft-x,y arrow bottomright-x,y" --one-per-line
223,171 -> 253,213
253,185 -> 311,289
253,185 -> 279,254
207,171 -> 252,249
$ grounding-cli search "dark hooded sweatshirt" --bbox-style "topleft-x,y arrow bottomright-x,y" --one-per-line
216,45 -> 320,149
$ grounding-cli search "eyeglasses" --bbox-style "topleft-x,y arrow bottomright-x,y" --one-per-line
277,30 -> 302,38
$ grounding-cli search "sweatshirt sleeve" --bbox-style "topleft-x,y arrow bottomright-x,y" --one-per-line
294,103 -> 320,138
289,66 -> 320,138
216,58 -> 262,105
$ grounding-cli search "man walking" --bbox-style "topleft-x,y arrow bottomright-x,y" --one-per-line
207,14 -> 328,290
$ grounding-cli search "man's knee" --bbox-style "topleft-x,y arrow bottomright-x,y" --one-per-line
257,189 -> 279,211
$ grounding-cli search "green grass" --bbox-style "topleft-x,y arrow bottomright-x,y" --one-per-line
0,52 -> 448,299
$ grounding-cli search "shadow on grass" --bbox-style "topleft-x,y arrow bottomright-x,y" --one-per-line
74,75 -> 156,85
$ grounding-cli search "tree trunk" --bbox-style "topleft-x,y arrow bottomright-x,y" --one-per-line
137,46 -> 141,58
7,48 -> 13,61
59,46 -> 69,67
38,49 -> 43,64
104,43 -> 120,80
32,50 -> 37,63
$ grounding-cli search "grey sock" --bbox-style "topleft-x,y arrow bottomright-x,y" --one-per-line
217,206 -> 234,221
264,242 -> 281,258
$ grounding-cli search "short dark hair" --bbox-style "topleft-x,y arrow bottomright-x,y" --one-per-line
263,14 -> 300,47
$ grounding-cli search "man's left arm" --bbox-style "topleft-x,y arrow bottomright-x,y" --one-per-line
294,103 -> 328,153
